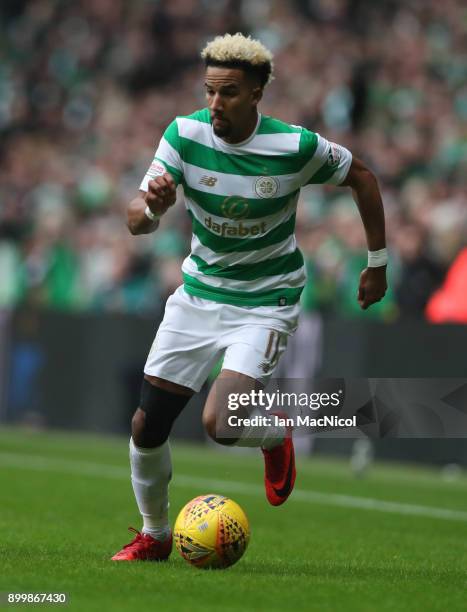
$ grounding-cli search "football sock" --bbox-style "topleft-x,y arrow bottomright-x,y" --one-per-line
261,433 -> 285,451
232,420 -> 285,450
129,437 -> 172,541
142,525 -> 172,542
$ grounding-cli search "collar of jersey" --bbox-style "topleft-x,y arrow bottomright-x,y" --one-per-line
211,112 -> 262,152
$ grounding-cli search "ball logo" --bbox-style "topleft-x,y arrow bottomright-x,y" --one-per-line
221,196 -> 250,220
254,176 -> 279,198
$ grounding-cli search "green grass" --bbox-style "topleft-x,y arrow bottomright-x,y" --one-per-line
1,427 -> 467,611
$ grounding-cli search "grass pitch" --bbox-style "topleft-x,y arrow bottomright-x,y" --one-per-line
1,427 -> 467,611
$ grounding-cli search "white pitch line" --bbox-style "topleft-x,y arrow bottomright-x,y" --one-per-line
1,451 -> 467,523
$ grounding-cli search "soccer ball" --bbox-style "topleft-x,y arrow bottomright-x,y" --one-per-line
174,494 -> 250,569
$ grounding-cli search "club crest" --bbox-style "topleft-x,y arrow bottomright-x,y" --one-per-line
254,176 -> 279,198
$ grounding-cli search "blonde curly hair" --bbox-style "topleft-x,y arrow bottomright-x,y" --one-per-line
201,33 -> 274,87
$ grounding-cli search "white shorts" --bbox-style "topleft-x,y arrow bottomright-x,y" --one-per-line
144,286 -> 300,392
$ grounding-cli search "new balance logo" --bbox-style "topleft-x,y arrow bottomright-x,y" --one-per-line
199,176 -> 217,187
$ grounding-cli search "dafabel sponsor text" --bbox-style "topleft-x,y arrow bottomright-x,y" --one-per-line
205,216 -> 267,236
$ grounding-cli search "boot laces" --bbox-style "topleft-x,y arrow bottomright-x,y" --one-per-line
122,527 -> 154,551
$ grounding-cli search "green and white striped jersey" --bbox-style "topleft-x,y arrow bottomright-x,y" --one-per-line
140,108 -> 352,308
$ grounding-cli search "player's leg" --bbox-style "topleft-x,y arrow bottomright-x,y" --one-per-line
112,376 -> 193,561
202,368 -> 286,448
202,330 -> 296,506
130,377 -> 193,538
112,287 -> 221,560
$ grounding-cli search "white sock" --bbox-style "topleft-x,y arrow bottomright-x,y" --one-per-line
129,437 -> 172,541
232,417 -> 285,450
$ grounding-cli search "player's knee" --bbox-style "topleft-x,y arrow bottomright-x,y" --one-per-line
131,409 -> 146,442
132,408 -> 160,448
132,379 -> 192,448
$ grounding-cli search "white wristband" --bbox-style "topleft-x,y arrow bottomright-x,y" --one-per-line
144,206 -> 162,222
367,248 -> 388,268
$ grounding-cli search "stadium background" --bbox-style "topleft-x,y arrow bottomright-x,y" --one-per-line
1,0 -> 466,460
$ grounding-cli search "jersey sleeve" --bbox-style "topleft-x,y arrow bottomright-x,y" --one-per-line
139,119 -> 184,191
299,129 -> 352,187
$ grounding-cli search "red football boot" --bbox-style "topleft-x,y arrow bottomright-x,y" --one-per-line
262,414 -> 296,506
111,527 -> 172,561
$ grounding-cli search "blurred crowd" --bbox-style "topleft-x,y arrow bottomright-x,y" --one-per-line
0,0 -> 465,320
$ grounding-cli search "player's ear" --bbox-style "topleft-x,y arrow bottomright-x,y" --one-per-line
251,86 -> 263,106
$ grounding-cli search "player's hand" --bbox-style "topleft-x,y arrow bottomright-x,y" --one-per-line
357,267 -> 387,310
145,173 -> 177,215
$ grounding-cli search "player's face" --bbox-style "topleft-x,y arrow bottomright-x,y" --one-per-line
205,66 -> 262,143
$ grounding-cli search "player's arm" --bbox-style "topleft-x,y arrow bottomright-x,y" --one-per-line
341,156 -> 387,310
127,173 -> 177,236
129,117 -> 183,235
